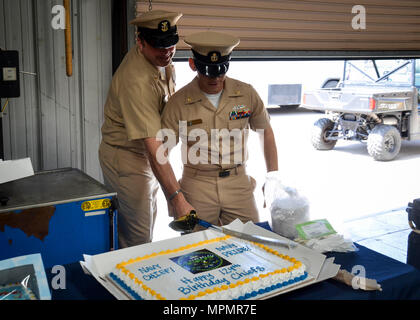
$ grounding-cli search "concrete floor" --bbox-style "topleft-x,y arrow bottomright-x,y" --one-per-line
342,208 -> 411,263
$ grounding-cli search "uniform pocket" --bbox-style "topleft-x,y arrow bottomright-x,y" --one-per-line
181,123 -> 209,147
228,119 -> 247,130
248,175 -> 257,192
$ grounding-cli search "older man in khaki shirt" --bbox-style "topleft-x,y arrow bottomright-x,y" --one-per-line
161,31 -> 278,227
99,10 -> 193,248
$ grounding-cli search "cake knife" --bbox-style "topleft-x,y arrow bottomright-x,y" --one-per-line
169,212 -> 297,249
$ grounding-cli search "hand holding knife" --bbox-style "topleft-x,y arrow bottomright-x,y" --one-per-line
169,211 -> 297,249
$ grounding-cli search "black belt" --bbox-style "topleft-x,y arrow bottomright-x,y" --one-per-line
183,165 -> 244,178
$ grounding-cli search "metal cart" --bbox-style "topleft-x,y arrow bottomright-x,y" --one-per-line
0,168 -> 117,268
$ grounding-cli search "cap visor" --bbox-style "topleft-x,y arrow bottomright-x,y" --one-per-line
148,34 -> 179,48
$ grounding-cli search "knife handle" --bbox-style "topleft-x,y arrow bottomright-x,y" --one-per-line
169,210 -> 199,232
197,219 -> 212,229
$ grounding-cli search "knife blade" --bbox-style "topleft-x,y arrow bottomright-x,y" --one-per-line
169,211 -> 297,249
197,218 -> 297,249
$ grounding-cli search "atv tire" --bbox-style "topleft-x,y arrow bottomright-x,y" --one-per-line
367,125 -> 401,161
311,118 -> 337,150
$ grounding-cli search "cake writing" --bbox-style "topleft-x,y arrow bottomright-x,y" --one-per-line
215,243 -> 251,257
218,264 -> 266,280
138,264 -> 176,281
178,274 -> 231,295
112,236 -> 306,300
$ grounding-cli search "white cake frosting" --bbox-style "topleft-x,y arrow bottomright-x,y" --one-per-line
109,235 -> 308,300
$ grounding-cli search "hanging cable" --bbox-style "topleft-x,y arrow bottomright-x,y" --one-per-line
148,0 -> 153,11
64,0 -> 73,77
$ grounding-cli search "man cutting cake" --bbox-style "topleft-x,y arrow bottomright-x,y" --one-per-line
161,31 -> 279,228
99,10 -> 194,248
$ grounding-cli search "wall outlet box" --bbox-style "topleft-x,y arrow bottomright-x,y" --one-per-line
0,50 -> 20,98
3,67 -> 17,81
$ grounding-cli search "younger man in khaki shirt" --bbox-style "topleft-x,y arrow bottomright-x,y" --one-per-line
161,31 -> 278,227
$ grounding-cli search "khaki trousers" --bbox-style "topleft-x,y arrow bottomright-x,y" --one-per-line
98,141 -> 159,248
180,166 -> 259,227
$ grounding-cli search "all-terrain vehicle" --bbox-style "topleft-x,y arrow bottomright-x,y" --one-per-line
302,59 -> 420,161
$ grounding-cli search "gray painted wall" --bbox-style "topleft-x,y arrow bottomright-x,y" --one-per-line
0,0 -> 112,182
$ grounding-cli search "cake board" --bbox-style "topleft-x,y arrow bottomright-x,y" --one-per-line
81,220 -> 340,300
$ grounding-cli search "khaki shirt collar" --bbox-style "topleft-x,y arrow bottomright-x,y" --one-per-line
223,76 -> 244,98
184,77 -> 203,105
135,46 -> 165,81
184,76 -> 243,105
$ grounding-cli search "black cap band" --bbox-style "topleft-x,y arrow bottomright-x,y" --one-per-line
191,49 -> 231,65
138,25 -> 179,48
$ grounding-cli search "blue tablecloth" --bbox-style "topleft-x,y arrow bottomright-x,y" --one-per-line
46,242 -> 420,300
284,243 -> 420,300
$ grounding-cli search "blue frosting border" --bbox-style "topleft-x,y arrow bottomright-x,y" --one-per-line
234,272 -> 308,300
109,272 -> 144,300
109,271 -> 308,300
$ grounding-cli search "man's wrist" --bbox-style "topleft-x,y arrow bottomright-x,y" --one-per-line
169,189 -> 183,201
266,170 -> 279,177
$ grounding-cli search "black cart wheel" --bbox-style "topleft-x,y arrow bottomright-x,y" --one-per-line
311,118 -> 337,150
367,124 -> 401,161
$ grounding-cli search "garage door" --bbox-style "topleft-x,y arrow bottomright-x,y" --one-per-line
136,0 -> 420,54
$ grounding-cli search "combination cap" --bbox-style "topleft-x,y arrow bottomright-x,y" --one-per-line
130,10 -> 182,48
184,31 -> 240,77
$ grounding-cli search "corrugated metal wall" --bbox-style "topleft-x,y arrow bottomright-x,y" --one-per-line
1,0 -> 40,169
136,0 -> 420,51
0,0 -> 112,181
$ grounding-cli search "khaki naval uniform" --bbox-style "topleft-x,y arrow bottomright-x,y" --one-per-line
161,76 -> 271,226
99,46 -> 175,248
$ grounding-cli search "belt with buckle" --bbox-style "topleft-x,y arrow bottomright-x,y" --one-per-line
183,165 -> 243,178
218,169 -> 232,178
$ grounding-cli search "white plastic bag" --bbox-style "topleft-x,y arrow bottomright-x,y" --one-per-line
264,172 -> 310,240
